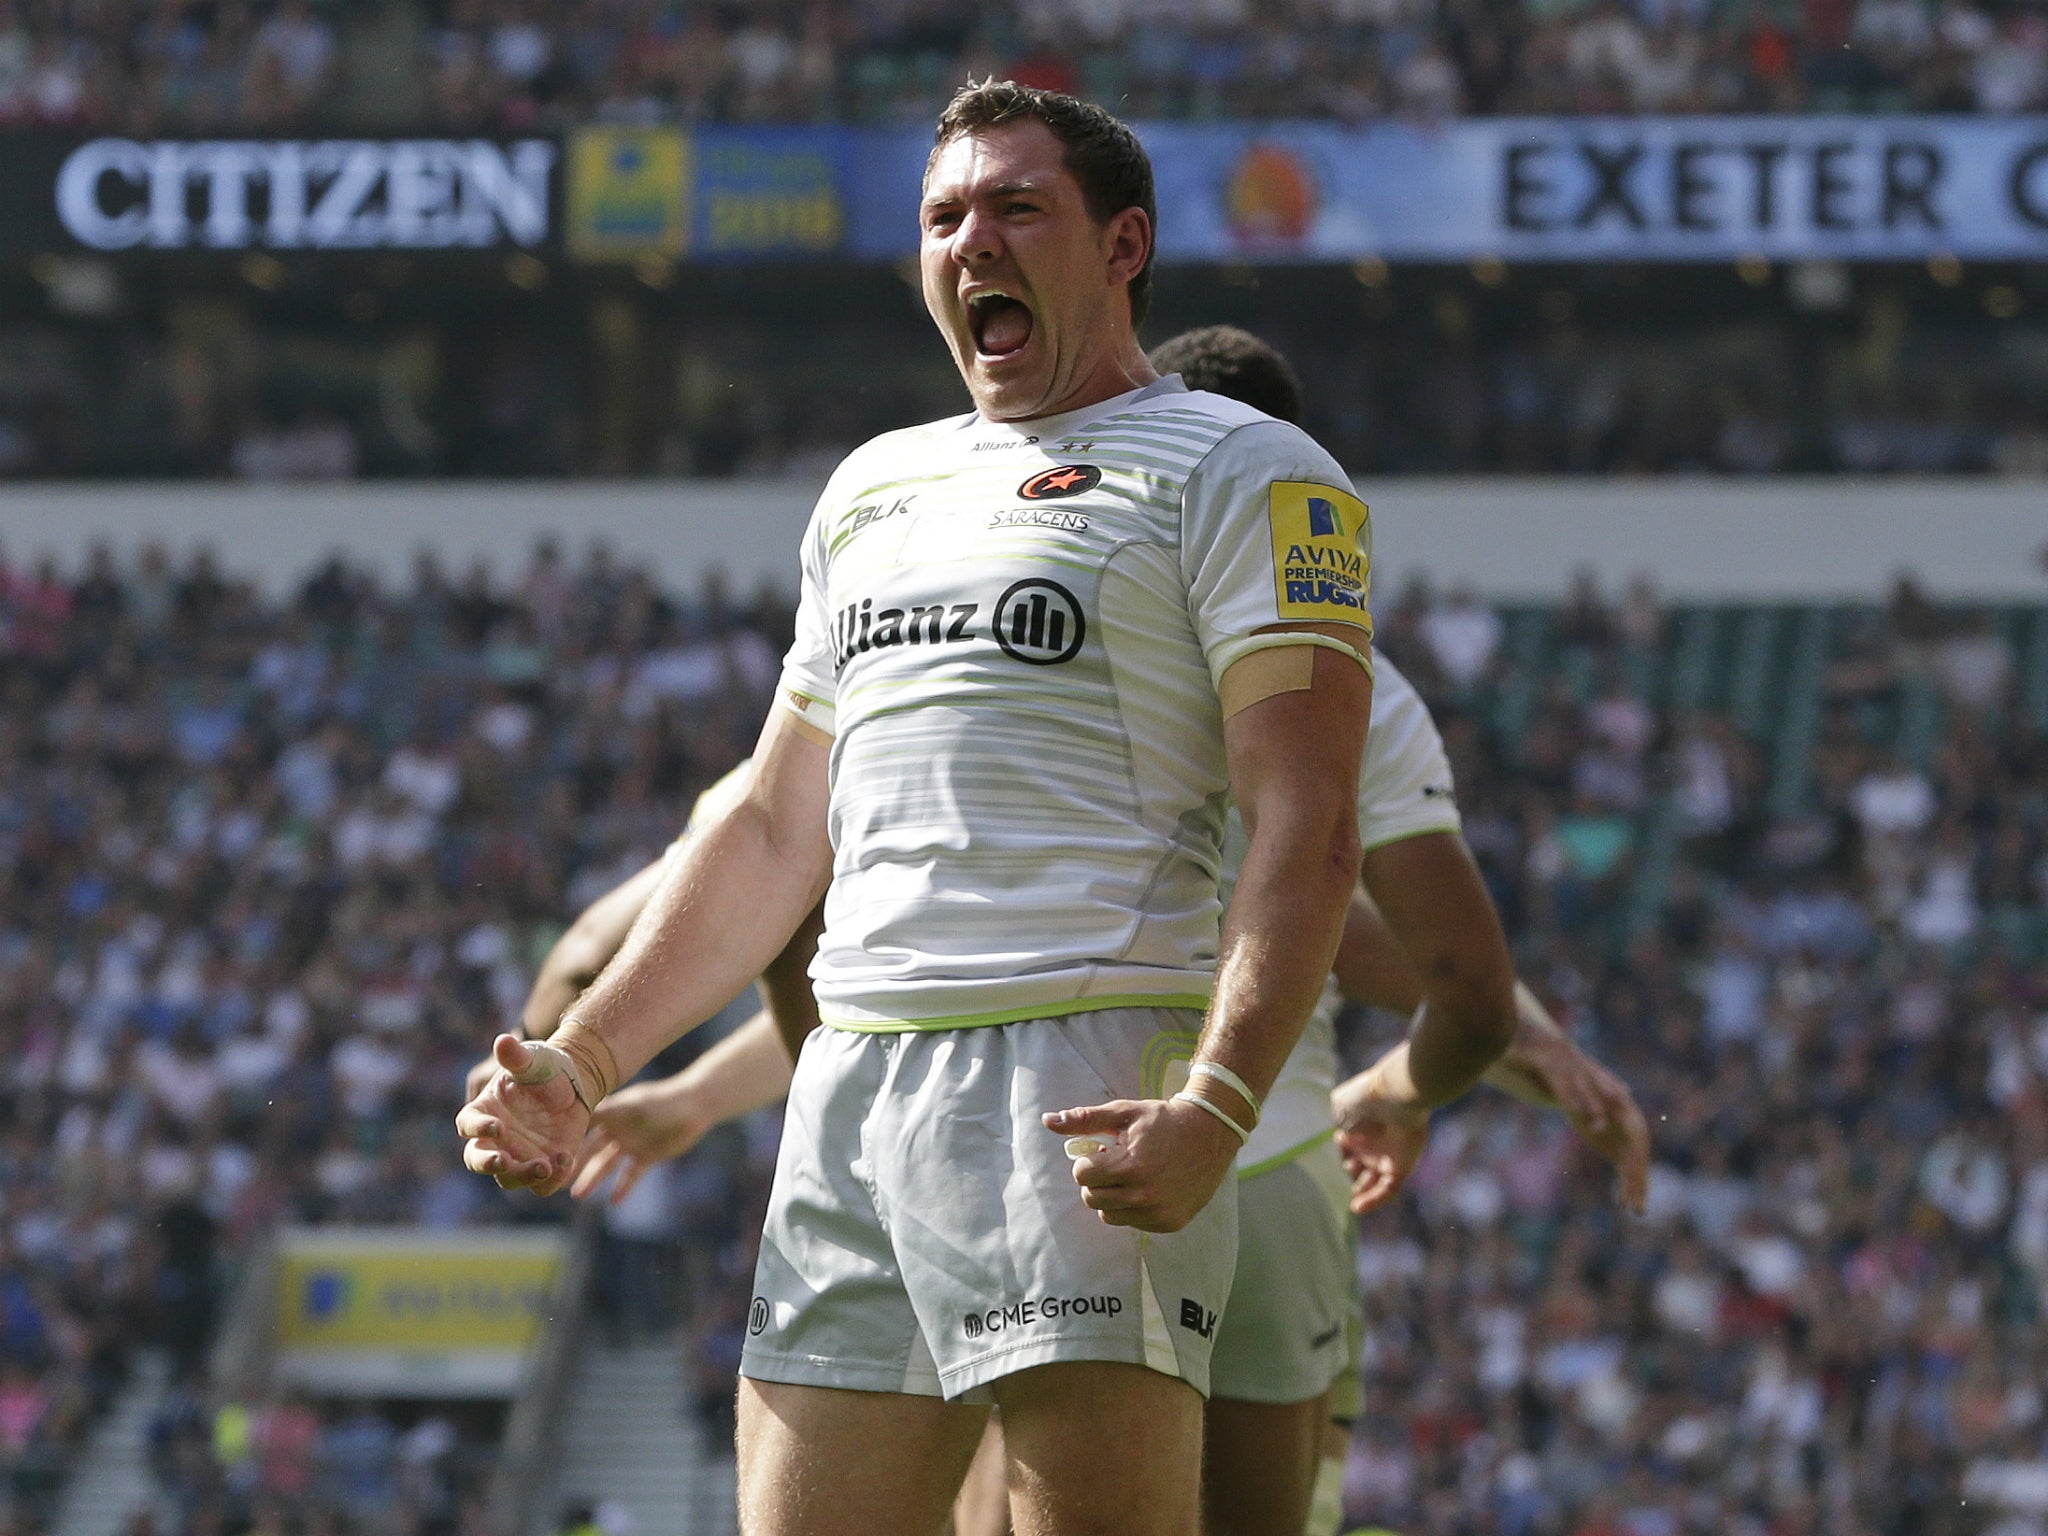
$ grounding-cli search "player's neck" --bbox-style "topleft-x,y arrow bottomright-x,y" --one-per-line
978,349 -> 1159,428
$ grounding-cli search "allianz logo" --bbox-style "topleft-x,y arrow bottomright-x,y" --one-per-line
831,578 -> 1086,672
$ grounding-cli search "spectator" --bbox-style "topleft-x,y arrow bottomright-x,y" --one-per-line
1420,583 -> 1503,690
1937,611 -> 2015,712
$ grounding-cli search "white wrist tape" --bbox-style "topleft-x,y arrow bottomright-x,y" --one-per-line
515,1042 -> 596,1115
1187,1060 -> 1262,1121
1174,1089 -> 1251,1146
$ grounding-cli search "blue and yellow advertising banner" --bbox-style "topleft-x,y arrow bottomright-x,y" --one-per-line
565,125 -> 846,261
566,125 -> 690,260
273,1227 -> 568,1397
689,127 -> 846,258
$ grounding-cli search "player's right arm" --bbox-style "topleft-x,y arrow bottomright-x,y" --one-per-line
566,899 -> 826,1202
456,708 -> 834,1195
464,858 -> 669,1103
523,859 -> 668,1041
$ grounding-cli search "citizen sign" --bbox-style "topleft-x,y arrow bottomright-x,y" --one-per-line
55,138 -> 557,251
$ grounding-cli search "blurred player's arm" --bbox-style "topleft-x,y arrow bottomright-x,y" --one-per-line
464,857 -> 669,1102
568,901 -> 825,1202
571,1006 -> 798,1202
1331,843 -> 1647,1213
457,711 -> 833,1195
1050,628 -> 1372,1232
524,859 -> 669,1039
1336,831 -> 1515,1115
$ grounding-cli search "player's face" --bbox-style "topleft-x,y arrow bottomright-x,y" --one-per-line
920,120 -> 1149,422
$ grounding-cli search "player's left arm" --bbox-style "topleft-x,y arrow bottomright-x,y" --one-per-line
1047,626 -> 1372,1233
1049,428 -> 1378,1232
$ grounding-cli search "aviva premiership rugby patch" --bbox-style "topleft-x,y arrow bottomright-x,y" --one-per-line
1269,482 -> 1372,624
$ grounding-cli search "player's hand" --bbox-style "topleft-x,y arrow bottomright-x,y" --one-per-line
570,1080 -> 714,1204
1330,1074 -> 1432,1215
463,1050 -> 506,1103
1043,1097 -> 1239,1233
455,1035 -> 590,1196
1500,1033 -> 1650,1216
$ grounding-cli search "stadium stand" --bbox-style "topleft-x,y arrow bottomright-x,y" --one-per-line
2,537 -> 2043,1534
0,0 -> 2042,131
4,269 -> 2046,480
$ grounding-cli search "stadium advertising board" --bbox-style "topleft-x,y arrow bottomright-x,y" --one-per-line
567,126 -> 692,261
271,1227 -> 568,1397
2,134 -> 559,256
687,127 -> 848,258
555,125 -> 855,261
843,116 -> 2048,263
12,118 -> 2047,265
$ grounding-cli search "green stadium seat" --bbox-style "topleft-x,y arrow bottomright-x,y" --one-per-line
1765,605 -> 1835,820
1726,606 -> 1784,742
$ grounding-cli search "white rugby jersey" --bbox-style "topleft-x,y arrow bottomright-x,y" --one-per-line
1221,655 -> 1462,1174
774,377 -> 1374,1031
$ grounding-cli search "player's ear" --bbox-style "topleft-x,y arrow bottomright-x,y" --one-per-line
1103,206 -> 1150,291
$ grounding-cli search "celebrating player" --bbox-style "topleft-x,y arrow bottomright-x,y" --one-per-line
528,326 -> 1645,1536
456,83 -> 1485,1536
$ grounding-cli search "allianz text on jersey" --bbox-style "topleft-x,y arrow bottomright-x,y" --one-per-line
55,138 -> 557,250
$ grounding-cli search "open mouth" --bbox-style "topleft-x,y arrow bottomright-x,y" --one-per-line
966,291 -> 1034,360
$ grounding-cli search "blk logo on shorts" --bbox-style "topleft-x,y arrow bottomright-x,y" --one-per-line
1179,1299 -> 1217,1339
1018,464 -> 1101,500
748,1297 -> 769,1336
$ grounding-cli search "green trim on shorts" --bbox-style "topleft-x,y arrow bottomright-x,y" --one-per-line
819,994 -> 1212,1033
1140,1029 -> 1202,1099
1237,1128 -> 1335,1180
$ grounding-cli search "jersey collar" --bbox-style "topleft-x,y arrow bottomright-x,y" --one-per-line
957,376 -> 1190,450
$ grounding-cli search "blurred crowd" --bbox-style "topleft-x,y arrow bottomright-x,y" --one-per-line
1,538 -> 2045,1535
144,1390 -> 500,1536
0,0 -> 2043,134
0,536 -> 782,1533
5,285 -> 2048,481
1331,572 -> 2048,1535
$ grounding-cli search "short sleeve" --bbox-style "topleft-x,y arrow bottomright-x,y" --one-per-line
1356,662 -> 1461,851
1179,419 -> 1374,691
774,496 -> 839,739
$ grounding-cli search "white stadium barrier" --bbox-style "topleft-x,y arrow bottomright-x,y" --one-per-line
0,477 -> 2041,600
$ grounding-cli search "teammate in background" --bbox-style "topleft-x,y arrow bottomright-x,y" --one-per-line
457,83 -> 1469,1536
546,328 -> 1646,1536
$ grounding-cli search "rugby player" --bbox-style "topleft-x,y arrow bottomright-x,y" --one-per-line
456,83 -> 1503,1536
542,330 -> 1645,1536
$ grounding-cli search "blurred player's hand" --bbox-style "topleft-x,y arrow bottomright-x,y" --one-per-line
1494,1030 -> 1650,1216
1329,1078 -> 1432,1215
455,1034 -> 590,1196
570,1080 -> 715,1204
463,1051 -> 504,1103
1043,1097 -> 1240,1233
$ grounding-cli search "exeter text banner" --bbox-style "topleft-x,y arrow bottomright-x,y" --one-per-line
843,116 -> 2048,264
271,1227 -> 570,1398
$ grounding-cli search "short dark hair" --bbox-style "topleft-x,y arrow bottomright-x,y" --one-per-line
930,79 -> 1157,329
1148,326 -> 1302,424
